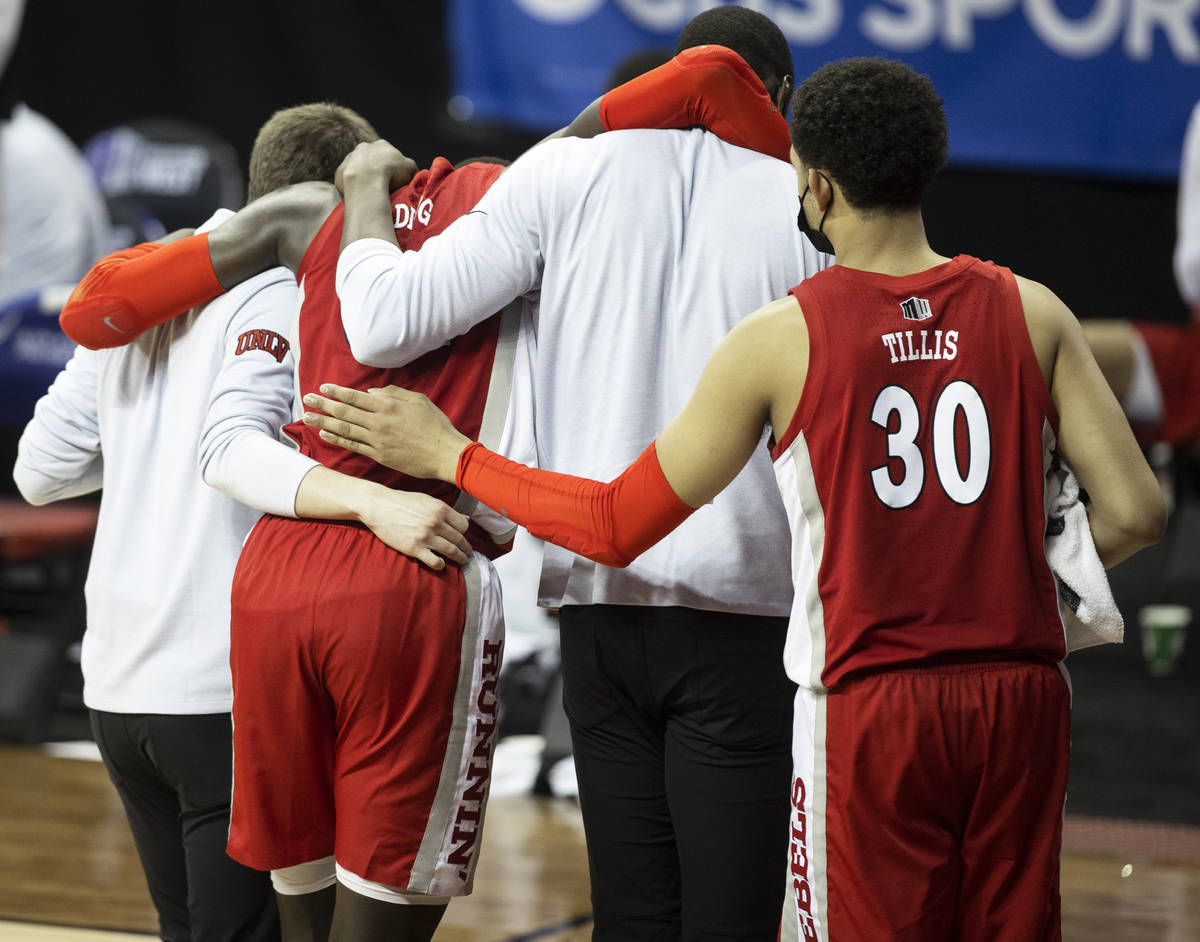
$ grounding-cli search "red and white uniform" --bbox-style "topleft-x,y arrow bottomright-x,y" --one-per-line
773,257 -> 1071,941
773,256 -> 1067,691
228,159 -> 528,895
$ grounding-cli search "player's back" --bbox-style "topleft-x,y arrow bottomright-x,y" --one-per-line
288,158 -> 517,556
515,128 -> 829,612
773,255 -> 1066,690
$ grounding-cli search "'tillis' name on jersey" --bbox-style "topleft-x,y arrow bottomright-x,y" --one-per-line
881,329 -> 958,364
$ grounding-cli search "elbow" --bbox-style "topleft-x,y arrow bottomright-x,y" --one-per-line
345,334 -> 391,369
345,327 -> 400,369
13,464 -> 55,507
197,448 -> 220,492
59,296 -> 141,350
1110,489 -> 1168,552
532,528 -> 638,569
1137,490 -> 1169,547
593,548 -> 636,568
586,534 -> 642,568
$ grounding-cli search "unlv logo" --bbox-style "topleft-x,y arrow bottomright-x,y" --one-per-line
900,297 -> 933,321
235,329 -> 290,363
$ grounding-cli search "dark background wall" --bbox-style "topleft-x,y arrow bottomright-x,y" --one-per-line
5,0 -> 1188,326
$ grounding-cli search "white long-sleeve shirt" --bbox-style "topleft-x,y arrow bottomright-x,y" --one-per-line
337,130 -> 830,616
14,211 -> 314,713
1175,101 -> 1200,308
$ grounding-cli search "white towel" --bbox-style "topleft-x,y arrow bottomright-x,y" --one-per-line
1044,453 -> 1124,653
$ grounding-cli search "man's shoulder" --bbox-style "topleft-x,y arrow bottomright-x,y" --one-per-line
214,266 -> 296,322
560,128 -> 792,188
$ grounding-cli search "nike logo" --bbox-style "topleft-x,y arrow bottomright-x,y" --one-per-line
104,316 -> 126,334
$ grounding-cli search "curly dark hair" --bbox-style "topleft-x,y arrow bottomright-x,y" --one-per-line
789,58 -> 947,210
675,6 -> 792,99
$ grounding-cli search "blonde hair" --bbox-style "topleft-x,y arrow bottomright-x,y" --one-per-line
247,102 -> 378,201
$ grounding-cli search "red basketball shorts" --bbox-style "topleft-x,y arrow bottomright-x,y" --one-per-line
786,658 -> 1071,942
1133,322 -> 1200,447
226,515 -> 504,895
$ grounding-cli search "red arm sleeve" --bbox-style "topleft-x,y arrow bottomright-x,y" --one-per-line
455,440 -> 695,568
598,45 -> 791,162
59,233 -> 225,349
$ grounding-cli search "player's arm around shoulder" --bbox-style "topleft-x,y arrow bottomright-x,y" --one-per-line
197,274 -> 313,518
1017,275 -> 1166,566
209,181 -> 341,282
655,294 -> 808,507
337,142 -> 545,369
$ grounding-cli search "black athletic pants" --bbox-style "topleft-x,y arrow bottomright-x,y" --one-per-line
558,605 -> 796,942
89,710 -> 279,942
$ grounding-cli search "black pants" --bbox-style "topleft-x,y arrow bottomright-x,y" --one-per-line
90,710 -> 279,942
559,605 -> 796,942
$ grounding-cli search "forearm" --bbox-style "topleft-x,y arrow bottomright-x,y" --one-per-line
598,47 -> 791,160
543,98 -> 605,143
201,432 -> 318,518
335,225 -> 536,368
14,427 -> 104,504
59,235 -> 225,349
1089,507 -> 1165,569
455,441 -> 693,568
14,447 -> 102,505
293,464 -> 473,570
293,465 -> 389,522
340,172 -> 398,252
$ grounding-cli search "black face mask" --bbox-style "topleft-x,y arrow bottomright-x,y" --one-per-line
797,180 -> 835,256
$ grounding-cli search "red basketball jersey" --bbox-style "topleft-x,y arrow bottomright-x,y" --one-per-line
285,158 -> 515,557
771,256 -> 1067,690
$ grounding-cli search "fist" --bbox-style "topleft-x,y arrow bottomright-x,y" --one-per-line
335,140 -> 419,193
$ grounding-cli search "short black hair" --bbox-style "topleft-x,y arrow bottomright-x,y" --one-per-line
675,7 -> 792,96
789,58 -> 947,211
248,102 -> 378,202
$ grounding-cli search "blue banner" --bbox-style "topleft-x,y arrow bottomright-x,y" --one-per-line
447,0 -> 1200,180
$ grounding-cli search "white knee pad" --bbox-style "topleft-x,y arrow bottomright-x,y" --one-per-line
271,856 -> 337,896
334,862 -> 451,906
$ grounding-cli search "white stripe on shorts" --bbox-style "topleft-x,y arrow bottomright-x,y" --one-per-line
409,555 -> 504,896
789,686 -> 830,942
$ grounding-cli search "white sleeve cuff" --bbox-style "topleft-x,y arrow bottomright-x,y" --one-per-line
204,432 -> 320,519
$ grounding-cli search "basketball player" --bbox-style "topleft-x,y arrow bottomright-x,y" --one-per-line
303,59 -> 1165,941
11,103 -> 474,942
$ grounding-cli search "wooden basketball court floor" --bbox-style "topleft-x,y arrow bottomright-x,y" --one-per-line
1,744 -> 1198,941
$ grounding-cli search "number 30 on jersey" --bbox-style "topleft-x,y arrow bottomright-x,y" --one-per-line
869,380 -> 990,508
